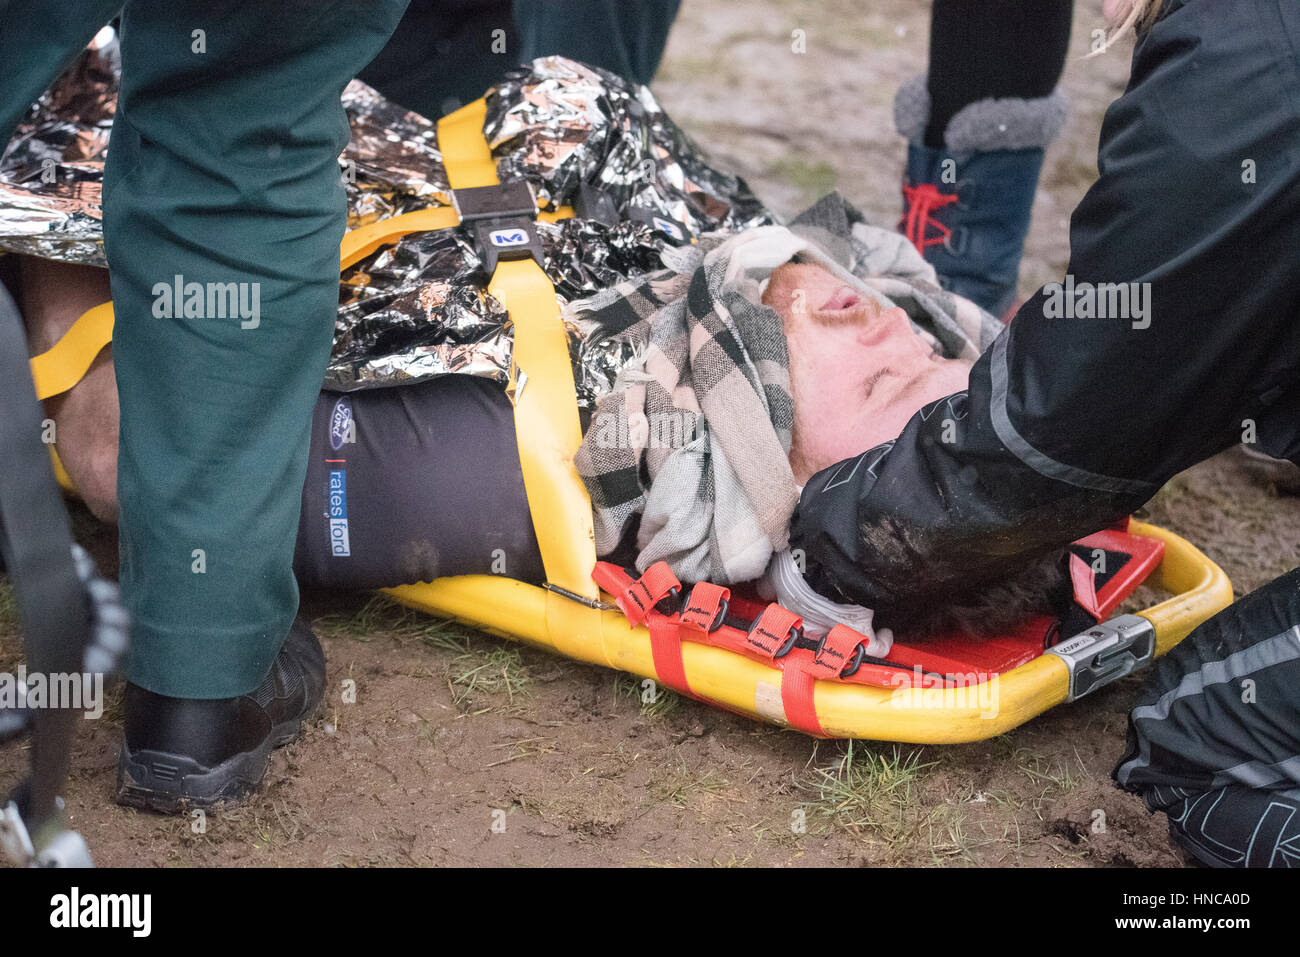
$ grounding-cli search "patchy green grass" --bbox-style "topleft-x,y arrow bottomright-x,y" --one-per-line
798,741 -> 1056,864
0,580 -> 16,630
0,580 -> 20,672
797,741 -> 949,857
613,672 -> 680,718
314,593 -> 528,710
314,594 -> 417,643
445,643 -> 530,708
653,759 -> 729,810
484,735 -> 558,769
1017,750 -> 1080,791
314,594 -> 476,648
800,742 -> 932,825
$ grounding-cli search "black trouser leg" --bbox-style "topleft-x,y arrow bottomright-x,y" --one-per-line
1115,568 -> 1300,867
925,0 -> 1074,148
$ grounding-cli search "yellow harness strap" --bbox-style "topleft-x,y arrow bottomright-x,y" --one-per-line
27,210 -> 465,405
340,206 -> 461,270
437,99 -> 500,188
437,100 -> 599,600
28,96 -> 569,401
28,301 -> 115,402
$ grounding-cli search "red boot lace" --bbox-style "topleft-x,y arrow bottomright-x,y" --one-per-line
899,181 -> 959,255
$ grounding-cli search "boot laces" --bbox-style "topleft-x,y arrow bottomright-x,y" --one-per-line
899,181 -> 959,254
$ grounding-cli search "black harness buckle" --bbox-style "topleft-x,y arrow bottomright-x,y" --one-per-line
452,180 -> 545,275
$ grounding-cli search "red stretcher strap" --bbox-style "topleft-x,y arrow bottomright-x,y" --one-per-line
612,561 -> 680,626
780,624 -> 866,737
781,665 -> 825,736
649,582 -> 731,699
647,612 -> 692,697
811,624 -> 865,678
680,582 -> 730,634
745,603 -> 802,659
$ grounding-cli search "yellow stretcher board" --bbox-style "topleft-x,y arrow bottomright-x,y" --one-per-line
28,99 -> 1236,742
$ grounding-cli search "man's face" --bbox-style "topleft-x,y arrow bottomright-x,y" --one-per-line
763,262 -> 972,484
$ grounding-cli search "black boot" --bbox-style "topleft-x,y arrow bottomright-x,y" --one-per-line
115,617 -> 326,814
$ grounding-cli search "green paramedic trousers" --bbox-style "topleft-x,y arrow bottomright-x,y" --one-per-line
0,0 -> 410,697
513,0 -> 681,88
357,0 -> 682,122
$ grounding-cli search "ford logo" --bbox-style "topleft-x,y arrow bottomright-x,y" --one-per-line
328,396 -> 353,451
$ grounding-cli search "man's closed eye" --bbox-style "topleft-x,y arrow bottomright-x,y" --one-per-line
862,366 -> 896,399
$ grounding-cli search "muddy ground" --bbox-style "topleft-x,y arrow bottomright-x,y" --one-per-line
3,1 -> 1298,867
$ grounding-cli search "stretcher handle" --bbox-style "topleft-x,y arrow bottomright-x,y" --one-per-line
1127,518 -> 1234,654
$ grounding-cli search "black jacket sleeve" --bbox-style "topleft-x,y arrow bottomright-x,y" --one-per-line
790,0 -> 1300,618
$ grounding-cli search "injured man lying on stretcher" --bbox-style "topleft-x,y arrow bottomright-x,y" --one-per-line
295,241 -> 1072,642
12,232 -> 1075,644
4,53 -> 1080,645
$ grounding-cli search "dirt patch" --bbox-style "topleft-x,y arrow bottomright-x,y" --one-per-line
4,1 -> 1295,867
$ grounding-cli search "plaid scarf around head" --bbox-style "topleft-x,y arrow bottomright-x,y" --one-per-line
571,194 -> 1002,586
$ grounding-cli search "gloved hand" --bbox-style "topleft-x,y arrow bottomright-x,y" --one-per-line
759,548 -> 893,657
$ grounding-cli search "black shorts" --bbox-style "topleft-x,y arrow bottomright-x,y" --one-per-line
294,375 -> 545,590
